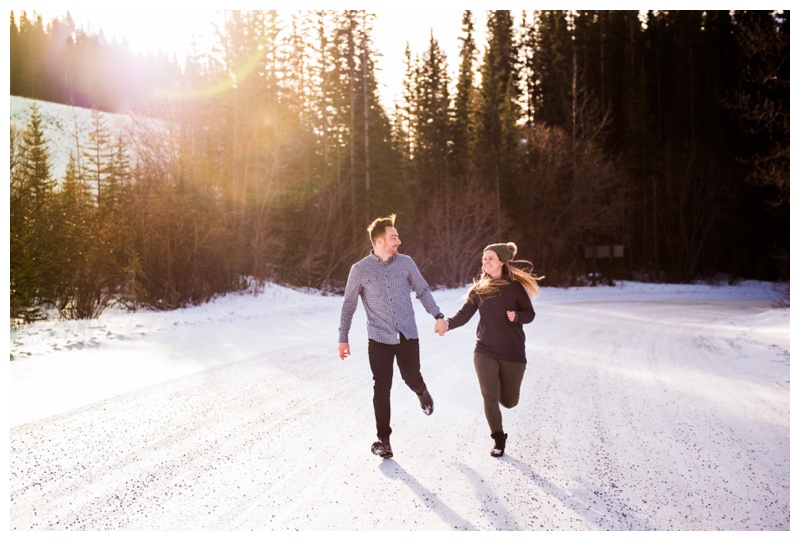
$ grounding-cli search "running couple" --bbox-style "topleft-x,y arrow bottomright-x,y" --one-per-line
338,214 -> 543,459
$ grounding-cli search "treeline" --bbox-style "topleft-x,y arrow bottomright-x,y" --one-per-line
9,11 -> 180,113
9,10 -> 789,325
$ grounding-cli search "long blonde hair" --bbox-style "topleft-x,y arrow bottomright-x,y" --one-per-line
470,244 -> 544,300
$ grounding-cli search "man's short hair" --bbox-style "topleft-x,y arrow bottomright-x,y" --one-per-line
367,214 -> 396,246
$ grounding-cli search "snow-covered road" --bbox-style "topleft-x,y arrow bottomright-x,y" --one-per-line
8,282 -> 790,530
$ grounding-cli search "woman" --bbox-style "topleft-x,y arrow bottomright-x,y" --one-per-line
435,242 -> 543,457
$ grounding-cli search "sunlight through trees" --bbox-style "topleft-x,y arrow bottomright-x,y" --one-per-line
9,9 -> 790,323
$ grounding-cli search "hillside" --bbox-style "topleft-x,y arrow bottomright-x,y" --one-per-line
10,95 -> 163,182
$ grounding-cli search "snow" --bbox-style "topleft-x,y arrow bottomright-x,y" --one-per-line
6,279 -> 792,532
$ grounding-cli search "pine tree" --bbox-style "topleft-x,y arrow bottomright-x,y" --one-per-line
518,11 -> 538,130
15,11 -> 47,99
42,14 -> 76,104
475,10 -> 520,209
54,152 -> 107,318
82,109 -> 115,208
720,10 -> 789,278
10,102 -> 57,322
530,10 -> 573,131
452,10 -> 478,184
103,133 -> 131,212
412,31 -> 452,197
391,42 -> 415,179
356,15 -> 404,213
16,102 -> 55,203
569,10 -> 616,143
60,151 -> 91,203
309,11 -> 336,175
728,10 -> 789,209
10,12 -> 22,97
285,10 -> 402,286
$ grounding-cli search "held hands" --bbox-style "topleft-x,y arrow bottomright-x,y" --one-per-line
434,318 -> 449,336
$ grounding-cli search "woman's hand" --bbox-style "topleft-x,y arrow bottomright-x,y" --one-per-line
507,311 -> 516,322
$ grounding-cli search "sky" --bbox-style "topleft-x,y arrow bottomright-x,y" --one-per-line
15,2 -> 486,109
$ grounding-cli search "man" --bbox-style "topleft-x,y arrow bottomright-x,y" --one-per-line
338,214 -> 445,459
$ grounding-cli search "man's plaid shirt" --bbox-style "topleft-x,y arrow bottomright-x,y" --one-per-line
338,251 -> 442,345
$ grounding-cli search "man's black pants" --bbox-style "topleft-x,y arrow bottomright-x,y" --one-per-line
368,334 -> 425,441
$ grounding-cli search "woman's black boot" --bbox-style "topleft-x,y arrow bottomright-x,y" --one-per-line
490,432 -> 507,457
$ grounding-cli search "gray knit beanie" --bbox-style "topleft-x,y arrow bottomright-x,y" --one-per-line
484,242 -> 518,262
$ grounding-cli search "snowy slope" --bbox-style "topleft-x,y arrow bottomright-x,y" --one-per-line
8,280 -> 791,531
10,95 -> 163,182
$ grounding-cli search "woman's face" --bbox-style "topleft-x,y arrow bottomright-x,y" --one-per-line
482,250 -> 504,279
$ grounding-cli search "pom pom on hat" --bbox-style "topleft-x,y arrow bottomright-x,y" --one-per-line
484,242 -> 517,262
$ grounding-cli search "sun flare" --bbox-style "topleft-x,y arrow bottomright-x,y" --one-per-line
25,8 -> 221,59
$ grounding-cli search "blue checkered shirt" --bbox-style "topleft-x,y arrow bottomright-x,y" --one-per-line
338,252 -> 442,345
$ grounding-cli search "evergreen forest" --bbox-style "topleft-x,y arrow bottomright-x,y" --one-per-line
9,10 -> 790,325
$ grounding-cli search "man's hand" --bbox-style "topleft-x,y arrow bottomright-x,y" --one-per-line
338,343 -> 350,360
434,318 -> 449,336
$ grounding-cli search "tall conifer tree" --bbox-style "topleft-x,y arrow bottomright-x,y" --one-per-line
452,10 -> 477,183
10,103 -> 56,322
475,10 -> 519,209
413,31 -> 452,197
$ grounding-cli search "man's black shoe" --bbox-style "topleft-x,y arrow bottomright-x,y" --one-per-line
371,439 -> 393,459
